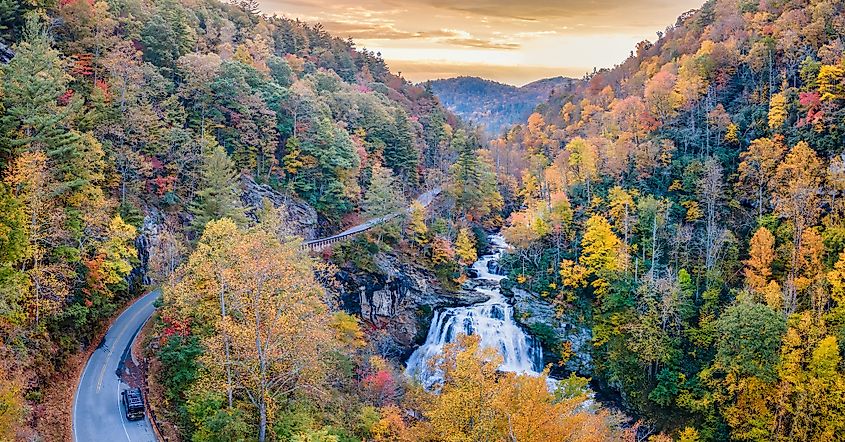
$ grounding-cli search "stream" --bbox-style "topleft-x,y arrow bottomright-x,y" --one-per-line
405,234 -> 544,387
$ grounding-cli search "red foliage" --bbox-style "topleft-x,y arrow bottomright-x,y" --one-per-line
71,53 -> 94,77
58,89 -> 75,106
362,370 -> 397,405
161,314 -> 191,340
149,156 -> 164,171
95,79 -> 112,102
150,175 -> 177,197
83,253 -> 108,298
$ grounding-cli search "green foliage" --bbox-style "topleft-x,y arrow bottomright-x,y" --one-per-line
190,139 -> 246,233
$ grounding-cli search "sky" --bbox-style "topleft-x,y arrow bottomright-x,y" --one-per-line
256,0 -> 704,86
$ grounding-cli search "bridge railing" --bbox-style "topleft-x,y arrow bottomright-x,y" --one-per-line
302,187 -> 440,251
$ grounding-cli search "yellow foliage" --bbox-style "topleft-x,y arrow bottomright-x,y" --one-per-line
768,92 -> 787,131
410,335 -> 620,442
725,123 -> 740,145
745,227 -> 775,295
681,200 -> 703,222
580,215 -> 625,297
455,227 -> 477,266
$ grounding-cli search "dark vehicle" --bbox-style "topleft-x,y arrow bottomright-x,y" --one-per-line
121,388 -> 145,421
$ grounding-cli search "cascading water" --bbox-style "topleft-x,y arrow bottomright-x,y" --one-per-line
405,234 -> 544,387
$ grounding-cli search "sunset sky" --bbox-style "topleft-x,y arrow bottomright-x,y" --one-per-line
256,0 -> 703,85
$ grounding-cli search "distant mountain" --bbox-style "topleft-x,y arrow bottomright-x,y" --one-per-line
427,76 -> 577,135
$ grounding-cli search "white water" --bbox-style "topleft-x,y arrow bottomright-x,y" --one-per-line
405,234 -> 543,387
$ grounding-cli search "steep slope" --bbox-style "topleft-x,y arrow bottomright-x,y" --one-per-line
0,1 -> 462,439
491,0 -> 845,439
428,76 -> 576,135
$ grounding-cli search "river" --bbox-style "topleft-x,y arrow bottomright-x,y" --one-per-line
404,234 -> 544,387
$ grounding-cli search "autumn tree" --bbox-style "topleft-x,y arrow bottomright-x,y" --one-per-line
580,215 -> 625,298
406,200 -> 428,247
737,138 -> 785,220
772,142 -> 823,313
705,295 -> 786,441
745,227 -> 779,307
410,335 -> 620,442
775,313 -> 845,441
454,227 -> 477,266
169,220 -> 343,442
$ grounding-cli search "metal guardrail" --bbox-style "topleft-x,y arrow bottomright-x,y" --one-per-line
303,187 -> 441,251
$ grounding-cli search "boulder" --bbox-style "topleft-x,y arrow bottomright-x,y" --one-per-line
239,174 -> 319,240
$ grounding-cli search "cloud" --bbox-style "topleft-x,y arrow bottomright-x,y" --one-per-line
441,38 -> 520,50
421,0 -> 690,26
309,21 -> 521,49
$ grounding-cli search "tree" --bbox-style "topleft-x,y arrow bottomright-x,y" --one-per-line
698,159 -> 725,278
4,151 -> 71,326
580,215 -> 625,298
706,296 -> 786,441
776,313 -> 845,441
772,142 -> 823,313
410,334 -> 620,441
363,162 -> 405,243
565,138 -> 598,203
171,221 -> 342,442
607,186 -> 636,251
769,92 -> 788,131
1,15 -> 83,189
455,227 -> 477,266
737,138 -> 785,220
448,130 -> 503,221
190,138 -> 246,233
745,227 -> 779,306
407,201 -> 428,247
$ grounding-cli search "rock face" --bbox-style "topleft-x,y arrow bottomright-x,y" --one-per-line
338,253 -> 489,357
511,288 -> 593,375
239,174 -> 319,240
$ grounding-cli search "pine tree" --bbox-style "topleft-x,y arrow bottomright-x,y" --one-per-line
190,139 -> 246,233
363,162 -> 405,243
448,129 -> 502,221
1,15 -> 82,189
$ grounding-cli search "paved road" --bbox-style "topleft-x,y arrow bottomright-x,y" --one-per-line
73,289 -> 161,442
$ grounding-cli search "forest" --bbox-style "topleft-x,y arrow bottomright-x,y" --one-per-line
2,0 -> 845,441
492,0 -> 845,440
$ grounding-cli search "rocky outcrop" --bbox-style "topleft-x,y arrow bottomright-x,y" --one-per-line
511,288 -> 593,375
239,174 -> 319,240
337,253 -> 488,357
128,213 -> 160,292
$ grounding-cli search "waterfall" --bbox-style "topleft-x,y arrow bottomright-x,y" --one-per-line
405,234 -> 544,387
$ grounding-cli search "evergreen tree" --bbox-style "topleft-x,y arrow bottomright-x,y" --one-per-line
447,129 -> 502,221
190,139 -> 246,233
363,162 -> 405,243
1,15 -> 82,189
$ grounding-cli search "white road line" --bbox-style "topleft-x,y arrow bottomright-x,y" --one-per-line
118,381 -> 133,442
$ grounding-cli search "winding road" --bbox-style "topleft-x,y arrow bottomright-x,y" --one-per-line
72,187 -> 441,441
73,289 -> 160,442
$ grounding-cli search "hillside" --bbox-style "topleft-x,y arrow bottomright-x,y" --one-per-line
427,76 -> 576,135
490,0 -> 845,439
0,0 -> 471,439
